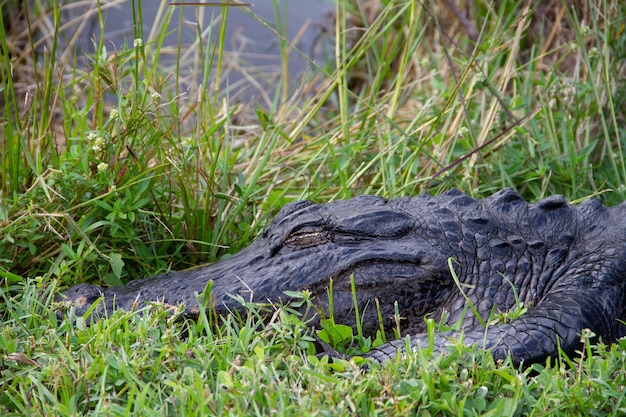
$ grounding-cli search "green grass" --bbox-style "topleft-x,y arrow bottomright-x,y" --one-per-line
1,0 -> 626,414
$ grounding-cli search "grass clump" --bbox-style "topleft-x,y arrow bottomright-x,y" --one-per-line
1,0 -> 626,415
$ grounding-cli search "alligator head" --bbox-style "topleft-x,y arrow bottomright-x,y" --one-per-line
58,195 -> 455,338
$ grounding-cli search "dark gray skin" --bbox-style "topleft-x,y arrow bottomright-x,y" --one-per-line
58,188 -> 626,366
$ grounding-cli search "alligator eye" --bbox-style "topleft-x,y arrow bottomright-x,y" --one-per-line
284,227 -> 331,249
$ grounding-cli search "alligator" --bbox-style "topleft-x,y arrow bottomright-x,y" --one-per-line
57,188 -> 626,366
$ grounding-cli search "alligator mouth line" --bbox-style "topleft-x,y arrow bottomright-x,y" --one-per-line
312,260 -> 429,294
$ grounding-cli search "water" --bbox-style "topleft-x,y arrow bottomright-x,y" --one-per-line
92,0 -> 335,104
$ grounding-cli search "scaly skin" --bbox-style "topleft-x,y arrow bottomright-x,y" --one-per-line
57,189 -> 626,366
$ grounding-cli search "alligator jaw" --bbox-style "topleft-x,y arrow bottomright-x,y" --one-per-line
307,260 -> 454,336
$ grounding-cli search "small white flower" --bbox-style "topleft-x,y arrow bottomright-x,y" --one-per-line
97,162 -> 108,173
589,47 -> 599,58
134,38 -> 143,48
181,136 -> 193,147
109,108 -> 119,121
92,136 -> 106,152
151,90 -> 161,101
580,24 -> 591,37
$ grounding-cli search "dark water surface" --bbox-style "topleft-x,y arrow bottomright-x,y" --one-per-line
89,1 -> 334,104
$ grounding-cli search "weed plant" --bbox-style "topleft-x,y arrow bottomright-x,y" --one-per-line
1,0 -> 626,415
